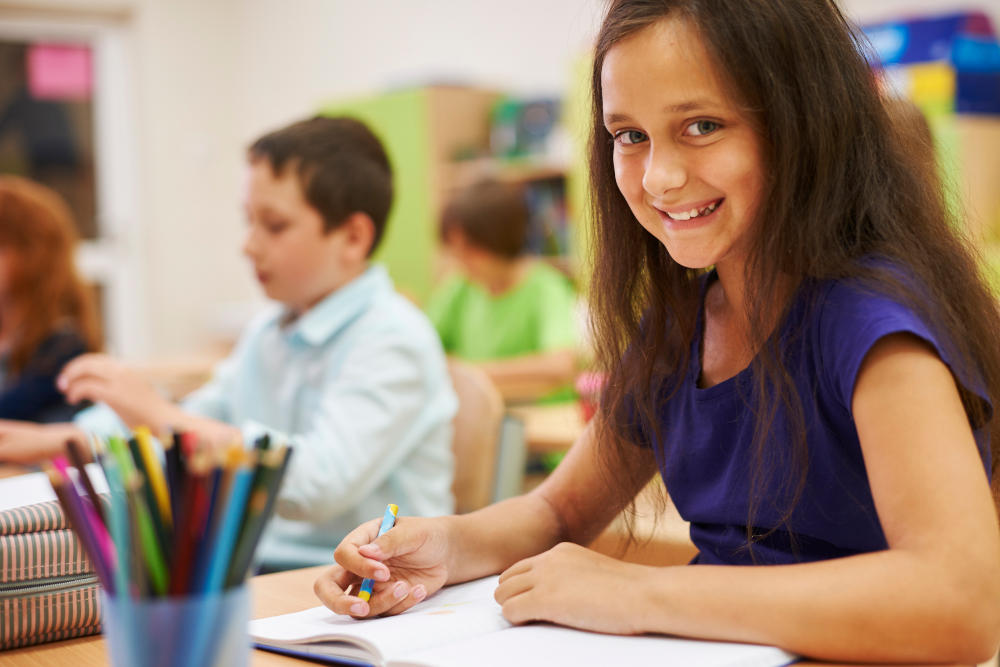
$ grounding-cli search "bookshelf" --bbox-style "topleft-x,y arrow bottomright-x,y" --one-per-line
320,85 -> 577,302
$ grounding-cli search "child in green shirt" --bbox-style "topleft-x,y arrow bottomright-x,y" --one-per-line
426,180 -> 579,402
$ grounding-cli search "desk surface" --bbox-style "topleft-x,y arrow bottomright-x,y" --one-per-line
2,567 -> 327,667
508,402 -> 584,454
1,563 -> 985,667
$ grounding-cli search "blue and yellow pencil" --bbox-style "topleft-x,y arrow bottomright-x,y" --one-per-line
357,503 -> 398,602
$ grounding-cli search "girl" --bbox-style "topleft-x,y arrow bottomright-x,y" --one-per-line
0,176 -> 100,422
314,0 -> 1000,662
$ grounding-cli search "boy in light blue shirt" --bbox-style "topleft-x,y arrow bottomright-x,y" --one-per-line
4,116 -> 457,570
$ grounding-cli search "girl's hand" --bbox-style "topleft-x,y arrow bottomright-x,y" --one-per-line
495,542 -> 651,635
314,515 -> 454,619
57,354 -> 178,429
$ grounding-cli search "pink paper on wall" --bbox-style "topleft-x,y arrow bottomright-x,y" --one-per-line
26,44 -> 93,101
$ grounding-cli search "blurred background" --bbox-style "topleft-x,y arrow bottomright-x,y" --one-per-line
0,0 -> 998,369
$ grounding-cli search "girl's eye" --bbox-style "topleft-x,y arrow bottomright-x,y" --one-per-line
613,129 -> 648,146
684,120 -> 720,137
265,221 -> 288,234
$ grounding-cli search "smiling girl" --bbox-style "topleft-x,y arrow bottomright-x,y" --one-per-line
315,1 -> 1000,662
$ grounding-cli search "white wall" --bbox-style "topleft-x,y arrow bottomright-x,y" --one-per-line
2,0 -> 999,357
141,0 -> 603,357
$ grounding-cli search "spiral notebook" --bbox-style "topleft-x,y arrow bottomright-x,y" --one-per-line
249,576 -> 797,667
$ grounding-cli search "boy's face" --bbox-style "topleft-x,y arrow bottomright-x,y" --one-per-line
443,228 -> 491,285
242,160 -> 365,313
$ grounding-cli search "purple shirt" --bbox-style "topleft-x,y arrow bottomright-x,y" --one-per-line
634,272 -> 992,565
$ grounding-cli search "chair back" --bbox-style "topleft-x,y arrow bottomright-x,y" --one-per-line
447,360 -> 505,513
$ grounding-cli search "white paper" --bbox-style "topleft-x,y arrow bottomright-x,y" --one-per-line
250,575 -> 796,667
0,464 -> 108,511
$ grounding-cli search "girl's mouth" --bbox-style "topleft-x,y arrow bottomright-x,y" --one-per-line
663,198 -> 724,221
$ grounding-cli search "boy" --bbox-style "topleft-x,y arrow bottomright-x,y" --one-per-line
426,179 -> 579,401
0,116 -> 457,570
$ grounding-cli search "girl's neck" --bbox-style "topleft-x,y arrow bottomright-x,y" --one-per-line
710,262 -> 795,339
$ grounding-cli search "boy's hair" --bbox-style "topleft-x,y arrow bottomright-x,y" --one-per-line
248,116 -> 393,256
587,0 -> 1000,538
0,176 -> 101,375
440,180 -> 529,259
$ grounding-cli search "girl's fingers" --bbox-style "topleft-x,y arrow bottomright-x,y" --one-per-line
62,378 -> 107,405
497,556 -> 532,585
313,565 -> 362,613
494,568 -> 534,606
372,582 -> 428,617
64,376 -> 116,406
334,518 -> 391,579
57,353 -> 111,390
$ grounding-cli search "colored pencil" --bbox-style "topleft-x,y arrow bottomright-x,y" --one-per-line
163,430 -> 183,524
64,438 -> 107,527
124,471 -> 169,595
100,454 -> 131,598
126,436 -> 170,558
45,461 -> 115,592
225,445 -> 292,586
50,426 -> 287,601
169,451 -> 211,595
135,426 -> 172,528
200,455 -> 255,592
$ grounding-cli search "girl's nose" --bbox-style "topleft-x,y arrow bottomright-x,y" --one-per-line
642,146 -> 688,196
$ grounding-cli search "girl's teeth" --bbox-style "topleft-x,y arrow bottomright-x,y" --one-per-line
667,200 -> 719,221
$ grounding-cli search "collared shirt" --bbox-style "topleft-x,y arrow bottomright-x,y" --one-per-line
79,265 -> 457,569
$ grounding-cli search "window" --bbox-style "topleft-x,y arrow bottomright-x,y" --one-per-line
0,13 -> 146,358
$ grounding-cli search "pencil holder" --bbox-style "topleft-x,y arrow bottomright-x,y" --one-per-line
99,585 -> 250,667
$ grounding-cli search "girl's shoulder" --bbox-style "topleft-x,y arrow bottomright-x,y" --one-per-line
805,266 -> 988,410
39,323 -> 88,353
809,261 -> 931,336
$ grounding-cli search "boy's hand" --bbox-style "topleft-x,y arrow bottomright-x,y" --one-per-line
0,420 -> 85,464
58,354 -> 179,429
314,516 -> 453,619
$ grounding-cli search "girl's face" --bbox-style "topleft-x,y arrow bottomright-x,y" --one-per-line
601,17 -> 765,272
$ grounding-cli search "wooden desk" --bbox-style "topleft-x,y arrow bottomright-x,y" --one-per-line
2,567 -> 327,667
2,564 -> 988,667
588,479 -> 698,566
507,402 -> 585,454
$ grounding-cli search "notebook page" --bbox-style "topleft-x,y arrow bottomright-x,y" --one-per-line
398,623 -> 797,667
250,576 -> 510,662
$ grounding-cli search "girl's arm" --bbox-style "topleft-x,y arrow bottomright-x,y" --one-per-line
314,420 -> 655,616
495,333 -> 1000,663
446,419 -> 656,582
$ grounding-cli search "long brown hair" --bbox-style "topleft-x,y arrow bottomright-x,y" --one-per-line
588,0 -> 1000,541
0,176 -> 101,376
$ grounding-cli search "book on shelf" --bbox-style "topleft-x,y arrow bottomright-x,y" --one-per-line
249,575 -> 797,667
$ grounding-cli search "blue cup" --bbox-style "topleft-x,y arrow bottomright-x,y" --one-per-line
99,586 -> 250,667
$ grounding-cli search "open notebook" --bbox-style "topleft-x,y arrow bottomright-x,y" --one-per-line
249,576 -> 797,667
